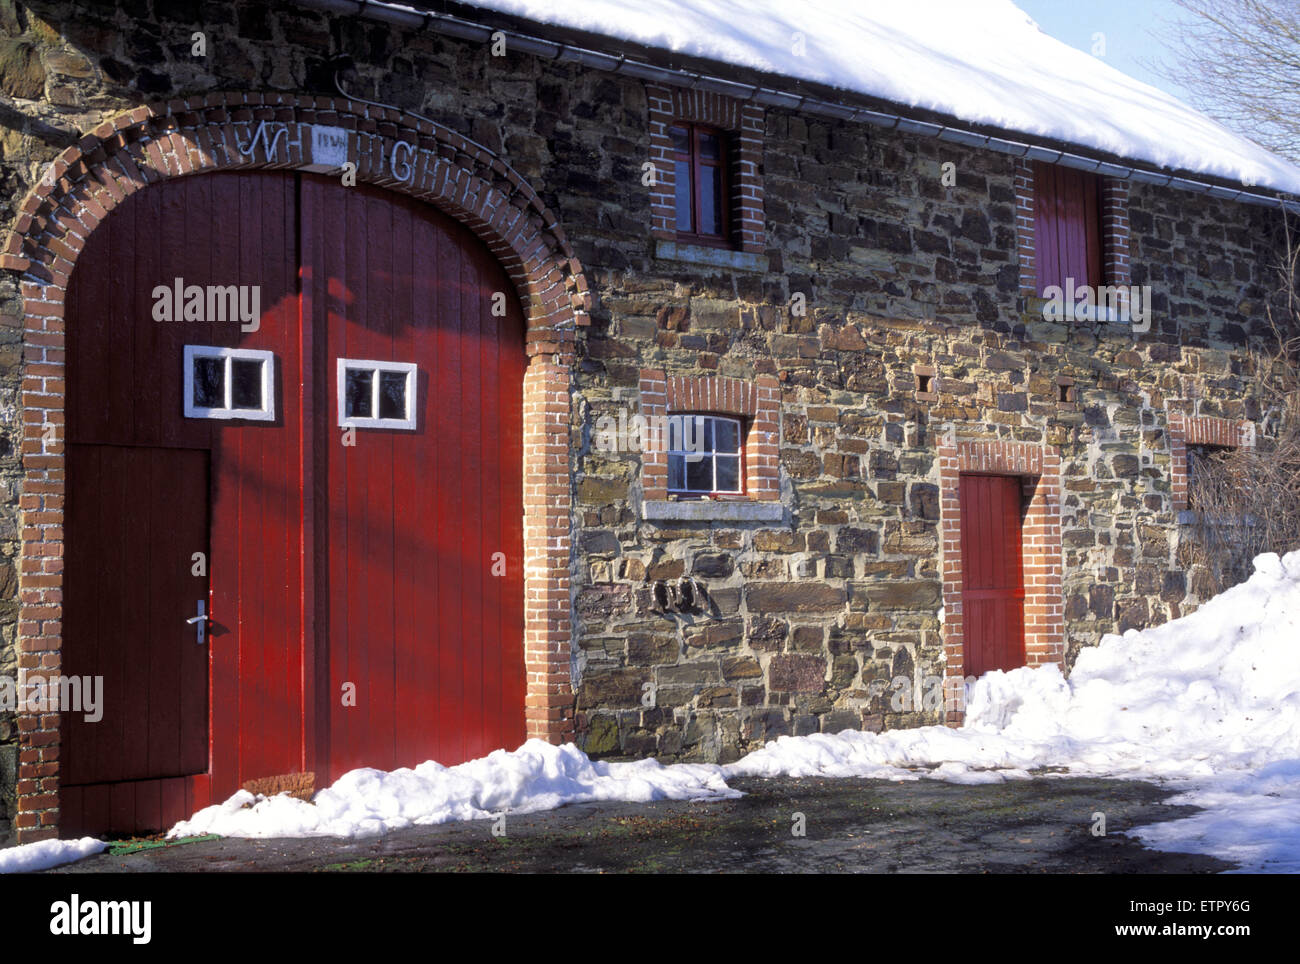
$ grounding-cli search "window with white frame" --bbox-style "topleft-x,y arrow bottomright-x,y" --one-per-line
337,359 -> 417,430
183,345 -> 275,421
667,413 -> 743,496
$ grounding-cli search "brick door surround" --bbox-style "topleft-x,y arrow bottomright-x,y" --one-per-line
938,436 -> 1064,724
0,92 -> 586,840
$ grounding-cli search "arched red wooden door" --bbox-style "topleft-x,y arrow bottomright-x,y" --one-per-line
62,171 -> 525,835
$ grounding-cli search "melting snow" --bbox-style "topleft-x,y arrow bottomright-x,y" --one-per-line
0,837 -> 106,874
7,550 -> 1299,873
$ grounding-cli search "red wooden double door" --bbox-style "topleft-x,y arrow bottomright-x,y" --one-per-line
61,172 -> 526,835
959,474 -> 1027,678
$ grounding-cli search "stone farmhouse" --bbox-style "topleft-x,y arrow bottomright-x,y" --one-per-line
0,0 -> 1296,842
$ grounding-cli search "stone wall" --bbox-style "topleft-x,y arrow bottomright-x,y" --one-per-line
0,0 -> 1288,789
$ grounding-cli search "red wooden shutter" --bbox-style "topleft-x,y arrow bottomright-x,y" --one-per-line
1034,162 -> 1102,294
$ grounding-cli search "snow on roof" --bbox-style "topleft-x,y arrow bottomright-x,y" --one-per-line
460,0 -> 1300,196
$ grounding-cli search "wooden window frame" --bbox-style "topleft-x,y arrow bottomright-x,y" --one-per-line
183,345 -> 276,421
336,358 -> 418,430
670,122 -> 732,247
913,363 -> 938,402
666,412 -> 747,498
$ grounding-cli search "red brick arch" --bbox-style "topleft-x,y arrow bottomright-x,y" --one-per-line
1,92 -> 584,841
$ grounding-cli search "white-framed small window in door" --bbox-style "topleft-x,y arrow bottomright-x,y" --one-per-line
183,345 -> 276,421
337,359 -> 418,430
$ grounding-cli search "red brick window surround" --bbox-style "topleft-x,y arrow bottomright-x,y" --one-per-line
1015,159 -> 1130,299
640,370 -> 780,501
647,85 -> 764,253
1168,412 -> 1256,511
938,437 -> 1064,725
669,122 -> 730,244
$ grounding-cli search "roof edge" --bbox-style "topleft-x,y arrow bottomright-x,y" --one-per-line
296,0 -> 1300,211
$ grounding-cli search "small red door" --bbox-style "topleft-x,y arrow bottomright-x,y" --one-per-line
959,474 -> 1026,677
61,445 -> 210,828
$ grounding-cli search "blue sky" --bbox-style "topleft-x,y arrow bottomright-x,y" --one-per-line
1016,0 -> 1197,105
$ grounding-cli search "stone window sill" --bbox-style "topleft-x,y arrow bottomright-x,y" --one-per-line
642,499 -> 783,522
654,240 -> 766,273
1029,295 -> 1150,331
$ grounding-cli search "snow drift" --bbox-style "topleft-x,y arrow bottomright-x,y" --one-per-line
6,551 -> 1298,872
730,549 -> 1300,789
166,742 -> 739,840
156,550 -> 1300,874
0,837 -> 106,874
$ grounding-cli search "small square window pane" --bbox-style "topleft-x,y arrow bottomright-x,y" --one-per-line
378,370 -> 407,420
674,160 -> 693,231
715,455 -> 740,492
714,419 -> 739,454
681,415 -> 706,455
230,359 -> 263,410
668,416 -> 683,453
685,454 -> 714,492
699,166 -> 724,236
668,454 -> 686,491
345,368 -> 373,418
670,126 -> 690,154
193,356 -> 224,409
698,131 -> 721,160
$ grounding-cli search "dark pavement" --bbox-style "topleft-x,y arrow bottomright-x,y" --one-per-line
39,775 -> 1231,873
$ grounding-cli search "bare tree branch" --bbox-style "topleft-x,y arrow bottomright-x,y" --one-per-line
1180,200 -> 1300,593
1150,0 -> 1300,161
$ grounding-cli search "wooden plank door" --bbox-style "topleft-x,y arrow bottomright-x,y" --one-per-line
204,171 -> 307,794
304,176 -> 527,782
63,171 -> 305,833
61,445 -> 210,834
959,474 -> 1026,677
63,170 -> 528,834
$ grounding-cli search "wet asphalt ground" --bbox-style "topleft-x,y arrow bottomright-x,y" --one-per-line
40,775 -> 1231,873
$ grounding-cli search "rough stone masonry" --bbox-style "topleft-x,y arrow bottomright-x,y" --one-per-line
0,1 -> 1290,842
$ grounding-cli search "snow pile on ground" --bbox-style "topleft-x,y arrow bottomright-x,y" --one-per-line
167,741 -> 738,840
733,549 -> 1300,787
457,0 -> 1300,194
1129,761 -> 1300,872
723,550 -> 1300,870
14,551 -> 1297,871
157,551 -> 1300,872
0,837 -> 106,874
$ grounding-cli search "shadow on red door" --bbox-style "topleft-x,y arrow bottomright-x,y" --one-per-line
60,171 -> 526,836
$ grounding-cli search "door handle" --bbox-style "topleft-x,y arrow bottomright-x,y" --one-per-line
186,600 -> 207,645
